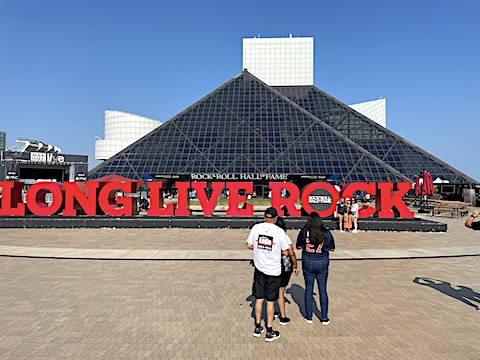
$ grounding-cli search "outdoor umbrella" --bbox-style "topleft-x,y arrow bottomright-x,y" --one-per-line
414,175 -> 421,197
425,171 -> 434,197
421,171 -> 434,198
421,172 -> 428,198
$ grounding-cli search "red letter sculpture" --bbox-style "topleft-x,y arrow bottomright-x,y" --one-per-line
98,182 -> 136,216
26,182 -> 64,216
63,181 -> 99,216
0,181 -> 25,216
341,182 -> 377,218
193,182 -> 224,216
270,182 -> 301,217
377,182 -> 414,218
226,182 -> 253,216
301,182 -> 339,218
147,182 -> 175,216
175,182 -> 191,216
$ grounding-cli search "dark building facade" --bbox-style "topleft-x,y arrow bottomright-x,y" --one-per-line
88,71 -> 477,191
3,150 -> 88,183
2,139 -> 88,183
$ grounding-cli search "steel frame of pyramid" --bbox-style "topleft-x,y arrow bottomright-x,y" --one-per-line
88,71 -> 477,186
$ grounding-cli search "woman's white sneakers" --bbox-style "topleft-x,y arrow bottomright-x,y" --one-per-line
304,318 -> 330,325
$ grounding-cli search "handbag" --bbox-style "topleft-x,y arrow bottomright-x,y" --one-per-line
281,254 -> 293,272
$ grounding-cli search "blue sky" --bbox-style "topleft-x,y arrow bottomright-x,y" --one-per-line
1,0 -> 479,181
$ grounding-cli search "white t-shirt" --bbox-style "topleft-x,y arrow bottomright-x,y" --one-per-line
247,222 -> 290,276
351,202 -> 359,216
286,233 -> 292,246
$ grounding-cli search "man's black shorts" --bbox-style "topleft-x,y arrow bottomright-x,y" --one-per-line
253,268 -> 281,301
280,270 -> 292,288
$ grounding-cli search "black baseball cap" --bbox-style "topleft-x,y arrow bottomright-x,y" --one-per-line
264,207 -> 278,218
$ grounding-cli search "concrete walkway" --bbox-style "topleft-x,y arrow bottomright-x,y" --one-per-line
0,212 -> 479,260
1,212 -> 480,359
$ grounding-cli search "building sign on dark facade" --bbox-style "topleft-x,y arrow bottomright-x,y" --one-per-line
151,173 -> 328,182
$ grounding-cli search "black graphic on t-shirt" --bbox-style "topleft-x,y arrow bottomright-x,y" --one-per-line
257,234 -> 275,251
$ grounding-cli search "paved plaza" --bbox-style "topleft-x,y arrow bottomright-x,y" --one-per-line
0,213 -> 479,359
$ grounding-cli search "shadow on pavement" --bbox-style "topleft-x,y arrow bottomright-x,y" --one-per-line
287,284 -> 322,320
413,276 -> 480,310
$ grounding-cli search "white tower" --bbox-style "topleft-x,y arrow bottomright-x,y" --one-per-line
349,98 -> 387,127
242,35 -> 314,86
95,110 -> 161,160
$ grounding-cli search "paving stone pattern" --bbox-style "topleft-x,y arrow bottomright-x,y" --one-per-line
0,212 -> 479,359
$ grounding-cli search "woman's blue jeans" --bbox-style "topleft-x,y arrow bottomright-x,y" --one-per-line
302,258 -> 329,321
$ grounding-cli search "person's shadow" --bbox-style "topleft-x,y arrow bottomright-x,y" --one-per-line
245,293 -> 293,320
246,294 -> 257,320
286,284 -> 322,320
413,277 -> 480,310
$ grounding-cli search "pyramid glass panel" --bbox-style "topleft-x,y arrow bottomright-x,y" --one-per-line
89,71 -> 477,185
274,86 -> 476,183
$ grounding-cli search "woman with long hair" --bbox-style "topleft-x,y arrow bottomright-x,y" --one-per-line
296,212 -> 335,325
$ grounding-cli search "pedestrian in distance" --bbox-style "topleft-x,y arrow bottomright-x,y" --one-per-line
246,207 -> 290,342
351,198 -> 359,233
336,197 -> 345,232
465,209 -> 480,311
296,212 -> 335,325
465,209 -> 480,231
343,198 -> 353,232
274,216 -> 299,325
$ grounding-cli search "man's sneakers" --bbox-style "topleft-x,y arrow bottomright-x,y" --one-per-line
305,318 -> 313,324
265,329 -> 281,342
278,316 -> 290,325
254,323 -> 280,342
253,324 -> 264,337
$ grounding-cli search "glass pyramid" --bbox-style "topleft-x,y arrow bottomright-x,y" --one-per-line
88,71 -> 477,184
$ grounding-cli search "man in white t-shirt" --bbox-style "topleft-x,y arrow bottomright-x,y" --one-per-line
246,207 -> 289,342
465,209 -> 480,311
